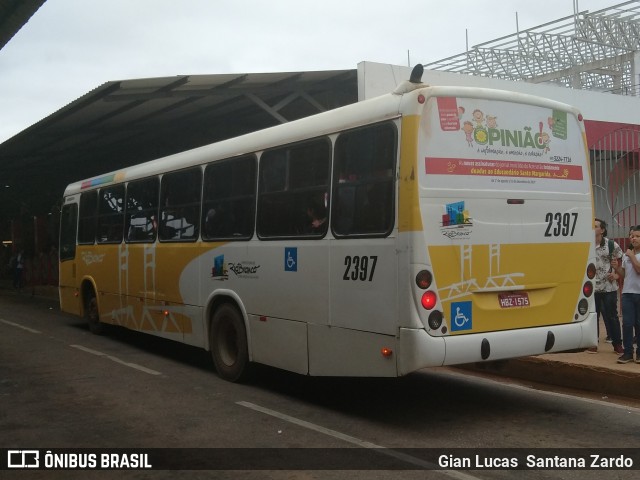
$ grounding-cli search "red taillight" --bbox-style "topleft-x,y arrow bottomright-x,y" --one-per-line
421,291 -> 437,310
586,263 -> 596,280
583,281 -> 593,297
381,347 -> 393,358
418,94 -> 426,104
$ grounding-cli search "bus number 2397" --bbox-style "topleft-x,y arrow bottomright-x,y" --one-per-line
544,212 -> 578,237
343,256 -> 378,281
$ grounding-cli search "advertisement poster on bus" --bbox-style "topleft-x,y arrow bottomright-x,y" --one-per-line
420,97 -> 588,194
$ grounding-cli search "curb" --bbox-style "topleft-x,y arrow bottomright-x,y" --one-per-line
459,356 -> 640,400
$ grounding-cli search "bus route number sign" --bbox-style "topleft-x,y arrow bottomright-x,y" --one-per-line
498,292 -> 530,308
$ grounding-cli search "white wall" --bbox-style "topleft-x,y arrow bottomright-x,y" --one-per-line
358,61 -> 640,125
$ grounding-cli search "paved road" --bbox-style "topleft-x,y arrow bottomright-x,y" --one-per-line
1,293 -> 639,480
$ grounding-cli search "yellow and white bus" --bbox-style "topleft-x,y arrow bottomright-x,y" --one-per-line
59,67 -> 597,381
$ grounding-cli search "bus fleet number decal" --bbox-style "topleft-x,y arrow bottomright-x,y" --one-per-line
544,212 -> 578,237
343,256 -> 378,281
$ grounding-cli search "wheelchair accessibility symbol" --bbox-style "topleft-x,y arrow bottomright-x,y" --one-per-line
451,301 -> 472,331
284,247 -> 297,272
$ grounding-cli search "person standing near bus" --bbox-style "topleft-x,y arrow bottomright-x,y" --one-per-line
12,248 -> 25,292
590,219 -> 624,354
612,225 -> 640,364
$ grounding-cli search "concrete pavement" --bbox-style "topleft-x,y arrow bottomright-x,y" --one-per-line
2,281 -> 639,400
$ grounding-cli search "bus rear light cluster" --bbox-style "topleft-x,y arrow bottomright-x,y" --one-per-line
416,270 -> 438,310
582,281 -> 593,297
586,263 -> 596,280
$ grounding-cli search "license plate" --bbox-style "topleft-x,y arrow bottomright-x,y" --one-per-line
498,292 -> 530,308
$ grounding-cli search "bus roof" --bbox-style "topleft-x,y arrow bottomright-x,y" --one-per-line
63,85 -> 582,196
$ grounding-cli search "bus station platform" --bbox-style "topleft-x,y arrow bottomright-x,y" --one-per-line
1,281 -> 639,401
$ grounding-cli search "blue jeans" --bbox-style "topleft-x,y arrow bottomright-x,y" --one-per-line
620,293 -> 640,356
595,291 -> 622,346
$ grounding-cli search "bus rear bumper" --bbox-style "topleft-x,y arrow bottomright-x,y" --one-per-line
398,312 -> 597,375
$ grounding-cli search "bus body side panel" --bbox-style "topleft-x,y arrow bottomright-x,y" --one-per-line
328,238 -> 398,334
186,240 -> 329,371
59,284 -> 82,316
248,314 -> 308,375
72,241 -> 205,345
307,324 -> 398,376
59,259 -> 81,316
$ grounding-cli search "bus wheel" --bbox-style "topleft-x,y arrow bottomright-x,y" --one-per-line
85,291 -> 104,335
210,304 -> 249,382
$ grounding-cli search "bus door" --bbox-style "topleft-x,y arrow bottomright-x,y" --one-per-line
59,195 -> 80,315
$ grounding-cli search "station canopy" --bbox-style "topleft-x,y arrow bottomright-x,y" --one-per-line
0,69 -> 357,223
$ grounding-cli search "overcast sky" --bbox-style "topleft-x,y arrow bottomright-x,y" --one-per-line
0,0 -> 625,143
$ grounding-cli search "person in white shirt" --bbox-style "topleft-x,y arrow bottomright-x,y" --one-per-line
611,226 -> 640,364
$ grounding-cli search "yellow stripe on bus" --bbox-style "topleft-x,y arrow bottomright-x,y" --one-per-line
398,115 -> 423,233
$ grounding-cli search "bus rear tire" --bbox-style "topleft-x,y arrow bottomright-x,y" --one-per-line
85,290 -> 104,335
210,303 -> 250,382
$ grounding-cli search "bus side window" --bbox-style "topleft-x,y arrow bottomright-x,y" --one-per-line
332,122 -> 397,237
202,155 -> 256,241
125,177 -> 159,243
258,138 -> 330,239
78,190 -> 98,244
159,168 -> 202,242
97,185 -> 125,243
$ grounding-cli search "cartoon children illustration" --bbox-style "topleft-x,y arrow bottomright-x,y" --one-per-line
462,121 -> 474,147
540,132 -> 551,153
486,115 -> 498,129
472,109 -> 484,127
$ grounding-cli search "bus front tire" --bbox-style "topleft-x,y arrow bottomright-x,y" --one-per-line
85,292 -> 104,335
210,304 -> 250,382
